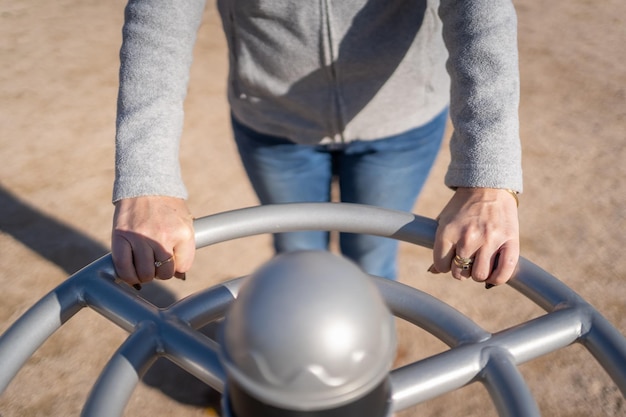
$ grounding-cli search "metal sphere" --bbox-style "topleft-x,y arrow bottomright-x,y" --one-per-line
220,251 -> 396,411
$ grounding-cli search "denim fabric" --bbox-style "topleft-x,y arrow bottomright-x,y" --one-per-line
232,109 -> 448,279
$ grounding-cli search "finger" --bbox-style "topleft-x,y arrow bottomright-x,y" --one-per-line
450,250 -> 475,281
470,246 -> 499,283
111,235 -> 141,287
129,240 -> 157,283
153,252 -> 175,280
485,244 -> 519,287
432,230 -> 455,274
172,231 -> 196,276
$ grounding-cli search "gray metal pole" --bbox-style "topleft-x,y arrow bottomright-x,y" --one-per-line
481,347 -> 541,417
82,323 -> 159,417
388,308 -> 584,410
0,292 -> 66,393
372,276 -> 490,347
0,274 -> 85,392
193,203 -> 437,249
1,203 -> 624,416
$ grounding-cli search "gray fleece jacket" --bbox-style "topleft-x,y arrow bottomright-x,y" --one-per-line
113,0 -> 523,202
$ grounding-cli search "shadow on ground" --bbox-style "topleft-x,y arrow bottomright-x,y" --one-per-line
0,185 -> 221,409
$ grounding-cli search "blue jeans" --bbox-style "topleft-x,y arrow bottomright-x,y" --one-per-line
232,109 -> 448,279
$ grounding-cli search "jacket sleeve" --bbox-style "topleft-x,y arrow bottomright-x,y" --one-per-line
113,0 -> 206,202
439,0 -> 523,193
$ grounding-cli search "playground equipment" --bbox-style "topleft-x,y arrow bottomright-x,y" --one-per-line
0,203 -> 625,416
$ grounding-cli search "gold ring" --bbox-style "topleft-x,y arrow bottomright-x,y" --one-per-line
453,254 -> 474,270
154,256 -> 174,268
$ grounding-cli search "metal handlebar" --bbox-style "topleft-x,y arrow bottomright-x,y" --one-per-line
0,203 -> 624,417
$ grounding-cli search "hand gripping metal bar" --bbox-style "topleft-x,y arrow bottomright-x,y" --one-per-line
0,203 -> 624,417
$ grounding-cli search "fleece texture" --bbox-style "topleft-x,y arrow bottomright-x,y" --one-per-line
114,0 -> 522,202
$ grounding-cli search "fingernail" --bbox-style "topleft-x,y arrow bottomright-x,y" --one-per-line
485,283 -> 495,289
133,283 -> 142,291
175,272 -> 186,281
427,264 -> 439,274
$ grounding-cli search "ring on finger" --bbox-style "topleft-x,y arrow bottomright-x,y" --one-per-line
154,255 -> 174,268
453,254 -> 474,270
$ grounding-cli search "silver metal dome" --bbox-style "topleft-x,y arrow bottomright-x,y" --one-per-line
220,250 -> 396,411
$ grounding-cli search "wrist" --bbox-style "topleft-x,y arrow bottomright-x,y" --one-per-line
454,187 -> 519,207
504,189 -> 519,207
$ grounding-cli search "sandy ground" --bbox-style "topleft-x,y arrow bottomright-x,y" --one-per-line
0,1 -> 624,416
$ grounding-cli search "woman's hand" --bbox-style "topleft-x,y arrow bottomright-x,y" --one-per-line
112,196 -> 195,289
430,188 -> 519,287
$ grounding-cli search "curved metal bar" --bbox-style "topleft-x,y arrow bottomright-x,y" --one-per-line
1,202 -> 624,415
0,252 -> 228,396
84,280 -> 160,333
510,258 -> 626,395
509,258 -> 589,312
481,348 -> 541,417
0,291 -> 68,393
582,314 -> 626,396
82,323 -> 160,417
192,203 -> 626,398
193,203 -> 437,249
0,256 -> 113,392
372,276 -> 491,347
389,307 -> 585,410
167,282 -> 238,328
86,285 -> 228,392
157,317 -> 226,392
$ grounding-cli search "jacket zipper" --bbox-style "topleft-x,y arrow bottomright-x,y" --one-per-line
320,0 -> 346,145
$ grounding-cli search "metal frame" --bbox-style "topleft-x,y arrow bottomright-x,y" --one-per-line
1,203 -> 625,416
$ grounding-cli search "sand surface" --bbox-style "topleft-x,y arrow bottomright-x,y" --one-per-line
1,1 -> 624,416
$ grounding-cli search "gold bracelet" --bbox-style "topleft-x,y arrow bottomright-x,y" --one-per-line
505,189 -> 519,207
